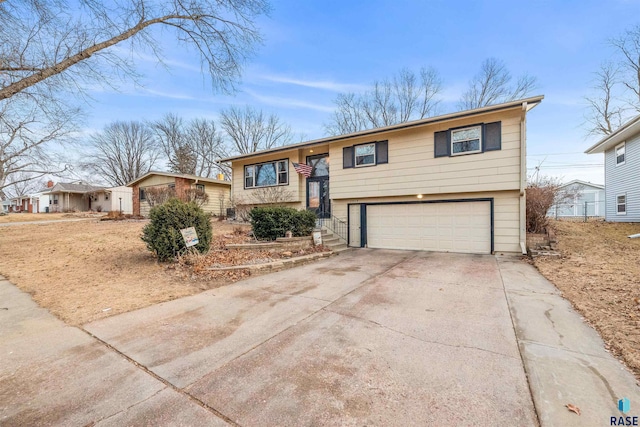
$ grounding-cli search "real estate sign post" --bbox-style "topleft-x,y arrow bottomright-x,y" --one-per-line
180,227 -> 199,247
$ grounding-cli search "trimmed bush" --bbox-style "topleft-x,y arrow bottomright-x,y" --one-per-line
141,198 -> 212,261
290,209 -> 317,237
249,207 -> 317,240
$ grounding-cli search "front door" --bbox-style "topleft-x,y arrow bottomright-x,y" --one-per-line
305,154 -> 330,218
307,177 -> 330,218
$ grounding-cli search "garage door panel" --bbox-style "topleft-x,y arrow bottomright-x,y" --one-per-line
367,202 -> 491,254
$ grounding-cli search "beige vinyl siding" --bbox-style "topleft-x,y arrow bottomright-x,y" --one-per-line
137,175 -> 230,217
138,176 -> 176,217
334,190 -> 522,253
201,183 -> 231,216
330,109 -> 522,200
230,145 -> 329,208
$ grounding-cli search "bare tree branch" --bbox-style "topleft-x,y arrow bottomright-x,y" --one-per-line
458,58 -> 537,110
153,113 -> 228,177
220,106 -> 293,154
324,66 -> 443,135
584,62 -> 626,136
0,0 -> 270,101
84,121 -> 160,186
610,24 -> 640,111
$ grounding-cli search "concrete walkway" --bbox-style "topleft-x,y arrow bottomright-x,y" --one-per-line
498,256 -> 640,426
1,251 -> 639,426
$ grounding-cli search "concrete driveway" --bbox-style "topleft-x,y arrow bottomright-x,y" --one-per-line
2,249 -> 639,426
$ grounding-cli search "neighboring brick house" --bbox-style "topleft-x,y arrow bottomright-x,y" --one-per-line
127,171 -> 231,217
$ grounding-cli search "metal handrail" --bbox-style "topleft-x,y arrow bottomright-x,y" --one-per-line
316,210 -> 348,242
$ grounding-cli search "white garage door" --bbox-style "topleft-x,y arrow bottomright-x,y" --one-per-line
366,202 -> 491,254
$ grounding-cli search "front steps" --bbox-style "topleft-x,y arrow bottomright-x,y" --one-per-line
319,228 -> 349,253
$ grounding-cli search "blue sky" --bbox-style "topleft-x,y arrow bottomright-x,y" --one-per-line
82,0 -> 640,184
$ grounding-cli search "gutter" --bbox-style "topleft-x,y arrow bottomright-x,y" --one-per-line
520,102 -> 528,255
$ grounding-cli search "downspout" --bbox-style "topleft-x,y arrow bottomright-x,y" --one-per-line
519,102 -> 528,255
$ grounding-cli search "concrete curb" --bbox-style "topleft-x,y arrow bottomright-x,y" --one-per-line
206,251 -> 336,274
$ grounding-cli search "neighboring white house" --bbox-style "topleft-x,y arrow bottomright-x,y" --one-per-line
1,200 -> 10,213
93,186 -> 133,214
586,114 -> 640,222
549,180 -> 605,218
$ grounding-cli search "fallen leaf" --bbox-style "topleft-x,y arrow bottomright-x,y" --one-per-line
565,403 -> 581,416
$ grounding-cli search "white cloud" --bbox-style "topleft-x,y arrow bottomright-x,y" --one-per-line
245,89 -> 334,112
258,74 -> 368,93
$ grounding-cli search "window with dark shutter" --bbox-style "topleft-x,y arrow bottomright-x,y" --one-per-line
343,146 -> 354,168
434,130 -> 449,158
376,141 -> 388,164
483,121 -> 502,151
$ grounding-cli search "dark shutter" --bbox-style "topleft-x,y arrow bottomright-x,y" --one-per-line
434,130 -> 450,158
376,140 -> 388,164
483,121 -> 502,151
343,146 -> 354,168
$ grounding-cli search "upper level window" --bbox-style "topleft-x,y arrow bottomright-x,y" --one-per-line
355,143 -> 376,167
245,159 -> 288,188
195,184 -> 205,192
616,142 -> 626,166
451,126 -> 482,155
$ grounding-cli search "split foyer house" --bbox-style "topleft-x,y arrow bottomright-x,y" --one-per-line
586,114 -> 640,222
127,171 -> 231,217
220,95 -> 544,255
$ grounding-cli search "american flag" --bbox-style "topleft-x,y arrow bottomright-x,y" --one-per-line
292,162 -> 313,178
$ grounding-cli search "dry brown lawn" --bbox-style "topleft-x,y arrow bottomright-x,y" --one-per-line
0,219 -> 249,326
534,219 -> 640,376
0,213 -> 72,223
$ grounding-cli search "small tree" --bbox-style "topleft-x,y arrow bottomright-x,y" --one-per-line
526,176 -> 580,233
183,188 -> 209,208
145,186 -> 177,208
141,199 -> 212,261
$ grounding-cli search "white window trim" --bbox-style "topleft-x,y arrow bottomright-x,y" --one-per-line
616,193 -> 627,215
451,125 -> 483,156
615,142 -> 626,166
354,143 -> 376,168
244,159 -> 289,189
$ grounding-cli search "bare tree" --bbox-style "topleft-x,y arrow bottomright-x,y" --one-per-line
526,175 -> 581,234
0,98 -> 74,199
0,0 -> 270,102
610,24 -> 640,111
458,58 -> 537,110
220,106 -> 293,154
153,114 -> 192,174
1,0 -> 268,197
325,67 -> 443,135
585,63 -> 626,136
153,114 -> 228,177
86,121 -> 160,186
2,172 -> 47,199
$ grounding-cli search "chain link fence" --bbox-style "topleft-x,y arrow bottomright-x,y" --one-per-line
549,200 -> 606,221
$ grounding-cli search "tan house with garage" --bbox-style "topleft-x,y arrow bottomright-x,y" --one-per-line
127,171 -> 231,217
220,96 -> 543,254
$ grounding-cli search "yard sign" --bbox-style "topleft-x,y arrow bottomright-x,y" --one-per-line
180,227 -> 199,247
